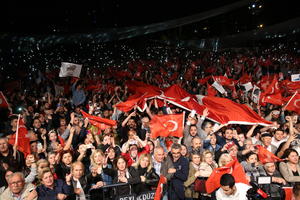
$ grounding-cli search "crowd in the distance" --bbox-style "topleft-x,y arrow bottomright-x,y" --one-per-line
0,43 -> 300,200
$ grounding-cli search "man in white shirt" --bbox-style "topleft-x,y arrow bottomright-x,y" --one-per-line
216,174 -> 251,200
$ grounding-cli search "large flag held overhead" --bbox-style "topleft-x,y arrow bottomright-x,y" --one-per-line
199,96 -> 273,126
0,91 -> 9,108
81,110 -> 117,127
59,62 -> 82,78
8,115 -> 31,156
205,158 -> 249,194
150,113 -> 184,138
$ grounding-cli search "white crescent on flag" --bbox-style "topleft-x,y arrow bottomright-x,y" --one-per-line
294,99 -> 300,108
164,120 -> 178,132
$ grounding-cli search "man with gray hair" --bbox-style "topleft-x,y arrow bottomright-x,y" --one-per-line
0,172 -> 37,200
168,143 -> 189,200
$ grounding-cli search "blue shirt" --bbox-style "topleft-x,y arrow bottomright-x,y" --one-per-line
36,179 -> 73,200
72,83 -> 86,106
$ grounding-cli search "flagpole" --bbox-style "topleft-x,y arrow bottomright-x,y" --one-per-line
13,114 -> 21,159
14,114 -> 21,146
283,91 -> 298,111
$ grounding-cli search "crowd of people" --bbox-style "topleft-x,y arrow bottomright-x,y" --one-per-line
0,42 -> 300,200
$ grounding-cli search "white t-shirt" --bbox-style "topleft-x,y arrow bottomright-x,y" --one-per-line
216,183 -> 251,200
271,137 -> 287,148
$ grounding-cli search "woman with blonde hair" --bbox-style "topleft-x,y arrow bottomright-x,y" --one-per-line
199,150 -> 218,177
218,153 -> 233,167
90,149 -> 112,185
132,153 -> 159,194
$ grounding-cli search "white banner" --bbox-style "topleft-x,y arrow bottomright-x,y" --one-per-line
242,82 -> 253,92
251,85 -> 261,104
59,62 -> 82,78
212,81 -> 226,94
291,74 -> 300,82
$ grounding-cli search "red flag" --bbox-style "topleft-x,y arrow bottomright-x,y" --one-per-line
205,158 -> 249,194
198,76 -> 211,85
284,91 -> 300,114
154,175 -> 167,200
201,96 -> 273,126
283,187 -> 293,200
239,74 -> 252,84
115,93 -> 153,112
256,145 -> 283,164
207,84 -> 217,97
263,75 -> 280,95
81,110 -> 117,127
0,91 -> 9,108
261,93 -> 283,106
150,113 -> 184,138
213,76 -> 236,87
8,116 -> 31,156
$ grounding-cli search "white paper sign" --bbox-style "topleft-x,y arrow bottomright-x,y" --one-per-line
251,85 -> 261,104
212,81 -> 226,94
291,74 -> 300,82
242,82 -> 253,92
59,62 -> 82,78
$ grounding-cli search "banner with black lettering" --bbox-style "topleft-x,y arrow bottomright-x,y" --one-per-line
116,191 -> 155,200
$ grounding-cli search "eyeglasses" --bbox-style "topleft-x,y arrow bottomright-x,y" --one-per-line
9,181 -> 24,186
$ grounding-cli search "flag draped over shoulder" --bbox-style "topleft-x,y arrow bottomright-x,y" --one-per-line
8,116 -> 31,156
150,113 -> 184,138
205,158 -> 249,194
256,145 -> 283,164
81,110 -> 116,127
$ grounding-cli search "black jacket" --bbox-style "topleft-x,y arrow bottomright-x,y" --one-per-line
135,166 -> 159,194
103,166 -> 141,196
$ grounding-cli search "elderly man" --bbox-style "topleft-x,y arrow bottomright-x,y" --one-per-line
0,172 -> 37,200
152,146 -> 174,200
0,136 -> 25,171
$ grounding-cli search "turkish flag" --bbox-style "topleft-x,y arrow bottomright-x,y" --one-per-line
154,175 -> 167,200
239,73 -> 252,84
8,116 -> 31,156
207,84 -> 217,96
198,76 -> 211,85
0,91 -> 9,108
281,80 -> 300,94
205,158 -> 249,194
116,94 -> 146,112
213,76 -> 236,87
283,187 -> 293,200
201,96 -> 273,126
261,92 -> 283,106
263,75 -> 281,95
284,92 -> 300,114
150,113 -> 184,138
81,110 -> 117,127
125,80 -> 161,96
256,145 -> 282,164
